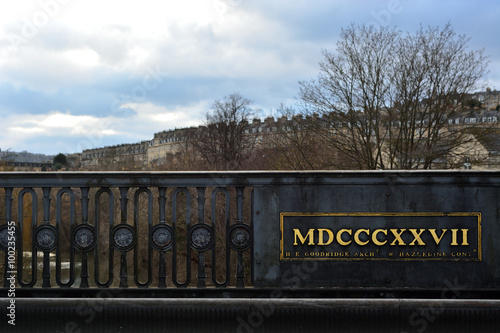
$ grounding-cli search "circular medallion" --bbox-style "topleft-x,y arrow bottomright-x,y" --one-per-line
112,224 -> 136,251
35,225 -> 57,252
73,224 -> 97,251
189,224 -> 213,252
0,224 -> 17,251
229,224 -> 252,251
151,224 -> 173,251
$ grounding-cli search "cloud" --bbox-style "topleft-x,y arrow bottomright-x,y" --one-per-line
0,100 -> 206,154
0,0 -> 498,155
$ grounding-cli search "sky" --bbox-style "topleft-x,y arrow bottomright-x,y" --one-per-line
0,0 -> 499,155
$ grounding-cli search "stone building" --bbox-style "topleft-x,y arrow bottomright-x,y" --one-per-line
6,161 -> 52,171
81,141 -> 149,170
471,88 -> 500,110
78,95 -> 500,170
147,127 -> 198,165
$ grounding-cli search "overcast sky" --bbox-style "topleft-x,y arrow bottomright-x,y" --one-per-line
0,0 -> 499,155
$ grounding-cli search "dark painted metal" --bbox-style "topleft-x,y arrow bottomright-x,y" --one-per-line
250,188 -> 255,286
72,224 -> 96,252
118,187 -> 130,288
0,170 -> 498,188
195,187 -> 208,288
150,224 -> 173,252
112,224 -> 135,252
78,187 -> 91,288
0,298 -> 500,333
55,187 -> 75,287
2,297 -> 500,333
40,187 -> 52,288
1,171 -> 500,297
190,224 -> 213,252
157,187 -> 168,288
235,187 -> 246,288
229,224 -> 251,251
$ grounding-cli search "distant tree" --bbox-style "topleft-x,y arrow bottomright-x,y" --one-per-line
0,148 -> 17,162
0,148 -> 15,171
53,153 -> 68,170
299,23 -> 488,169
175,128 -> 204,170
265,106 -> 355,170
196,93 -> 259,170
66,154 -> 81,170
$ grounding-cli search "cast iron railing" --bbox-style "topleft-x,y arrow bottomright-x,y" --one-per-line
0,172 -> 254,291
2,171 -> 500,333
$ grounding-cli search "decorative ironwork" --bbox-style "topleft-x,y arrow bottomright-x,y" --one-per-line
151,224 -> 173,251
190,224 -> 213,252
0,225 -> 16,251
112,224 -> 136,251
35,225 -> 57,251
2,170 -> 500,303
229,224 -> 252,251
0,172 -> 256,290
73,224 -> 97,251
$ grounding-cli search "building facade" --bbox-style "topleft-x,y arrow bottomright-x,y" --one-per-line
78,99 -> 500,171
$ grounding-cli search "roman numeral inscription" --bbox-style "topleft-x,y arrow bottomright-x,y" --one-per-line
293,228 -> 469,247
280,213 -> 481,261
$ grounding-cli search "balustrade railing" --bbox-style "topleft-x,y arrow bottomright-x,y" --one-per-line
4,170 -> 500,299
0,172 -> 254,291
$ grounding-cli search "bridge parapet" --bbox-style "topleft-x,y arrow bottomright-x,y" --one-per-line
0,172 -> 262,291
2,171 -> 500,332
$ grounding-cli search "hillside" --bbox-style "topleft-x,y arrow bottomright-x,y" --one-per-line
0,149 -> 54,163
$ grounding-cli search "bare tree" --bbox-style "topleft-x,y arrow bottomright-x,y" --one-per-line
0,148 -> 16,171
299,23 -> 488,170
196,93 -> 258,170
387,23 -> 489,169
299,25 -> 398,169
163,128 -> 203,171
266,106 -> 355,170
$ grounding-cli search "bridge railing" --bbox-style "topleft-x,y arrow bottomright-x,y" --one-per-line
3,171 -> 500,332
3,170 -> 500,298
0,172 -> 256,292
